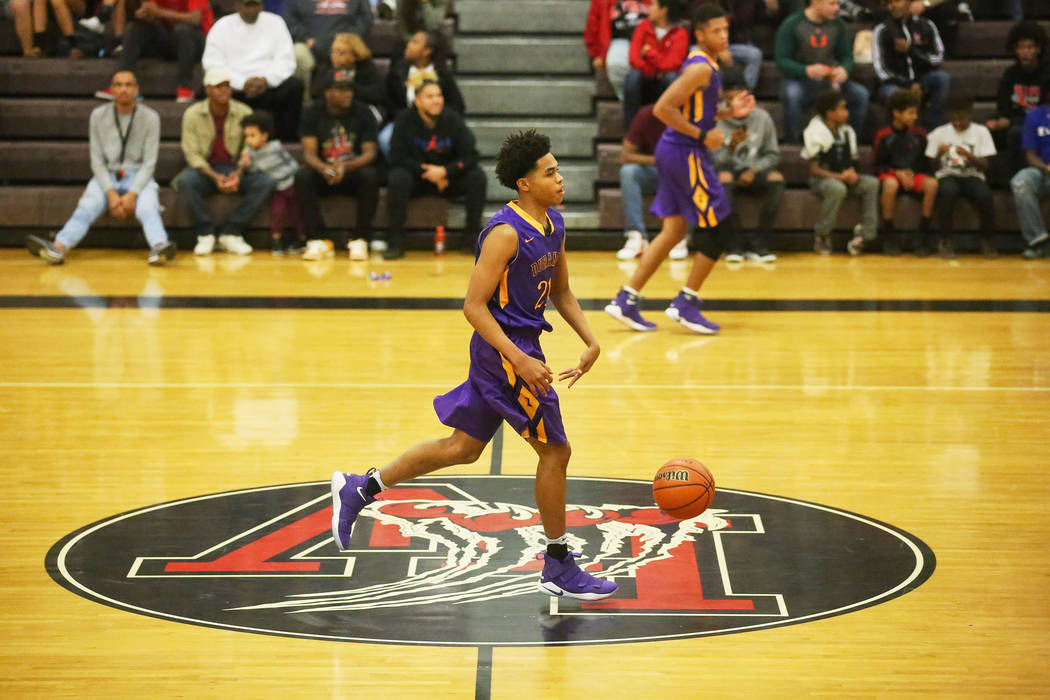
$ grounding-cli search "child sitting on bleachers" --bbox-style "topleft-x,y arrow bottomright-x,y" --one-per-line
239,111 -> 306,254
802,88 -> 879,256
925,94 -> 998,258
872,88 -> 937,256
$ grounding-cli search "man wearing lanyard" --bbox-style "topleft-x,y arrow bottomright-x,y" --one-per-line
26,71 -> 174,265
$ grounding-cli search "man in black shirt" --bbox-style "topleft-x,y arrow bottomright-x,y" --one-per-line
386,80 -> 487,259
295,68 -> 382,261
987,21 -> 1050,179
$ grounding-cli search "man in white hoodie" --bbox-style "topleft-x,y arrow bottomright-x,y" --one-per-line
202,0 -> 303,141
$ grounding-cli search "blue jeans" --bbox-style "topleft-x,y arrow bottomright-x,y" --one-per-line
378,122 -> 394,158
619,162 -> 659,235
1010,167 -> 1050,246
56,171 -> 168,250
878,71 -> 950,131
781,77 -> 869,144
605,38 -> 631,100
173,163 -> 275,237
729,43 -> 762,90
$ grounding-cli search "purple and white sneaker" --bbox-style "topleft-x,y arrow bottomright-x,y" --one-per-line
331,471 -> 376,551
604,288 -> 657,332
537,552 -> 618,600
665,292 -> 720,334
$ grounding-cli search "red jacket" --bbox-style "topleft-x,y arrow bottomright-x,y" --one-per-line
584,0 -> 651,59
629,20 -> 688,78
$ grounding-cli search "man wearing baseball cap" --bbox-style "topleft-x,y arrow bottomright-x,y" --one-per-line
201,0 -> 302,141
294,67 -> 381,261
173,66 -> 276,256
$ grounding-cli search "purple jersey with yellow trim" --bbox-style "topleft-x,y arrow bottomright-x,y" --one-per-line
661,49 -> 722,148
477,202 -> 565,335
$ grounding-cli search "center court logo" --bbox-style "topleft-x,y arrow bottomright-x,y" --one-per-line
46,476 -> 935,646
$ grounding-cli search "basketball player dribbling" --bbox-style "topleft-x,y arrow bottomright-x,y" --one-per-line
605,3 -> 754,334
330,130 -> 617,601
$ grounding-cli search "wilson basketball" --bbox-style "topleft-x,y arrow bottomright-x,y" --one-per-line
652,458 -> 715,519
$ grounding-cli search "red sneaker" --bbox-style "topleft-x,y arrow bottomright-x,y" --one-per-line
176,87 -> 194,103
94,87 -> 114,100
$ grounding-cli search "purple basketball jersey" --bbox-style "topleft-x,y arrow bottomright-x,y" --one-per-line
661,49 -> 722,148
477,202 -> 565,335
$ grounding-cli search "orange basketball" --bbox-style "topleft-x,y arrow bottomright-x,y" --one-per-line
652,458 -> 715,519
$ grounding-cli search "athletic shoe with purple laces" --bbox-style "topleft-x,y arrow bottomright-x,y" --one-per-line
537,552 -> 618,600
331,470 -> 376,551
665,292 -> 720,334
604,288 -> 657,332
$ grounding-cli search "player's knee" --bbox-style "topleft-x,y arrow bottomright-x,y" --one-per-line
447,431 -> 485,464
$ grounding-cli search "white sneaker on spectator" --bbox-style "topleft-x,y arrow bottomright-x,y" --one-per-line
218,233 -> 253,256
302,239 -> 334,261
616,231 -> 647,260
669,238 -> 689,260
724,249 -> 745,263
348,238 -> 368,261
369,239 -> 387,253
194,234 -> 215,255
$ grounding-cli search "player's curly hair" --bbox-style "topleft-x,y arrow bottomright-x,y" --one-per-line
495,130 -> 551,190
1007,20 -> 1046,54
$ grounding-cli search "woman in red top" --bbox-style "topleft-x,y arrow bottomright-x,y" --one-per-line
584,0 -> 651,100
623,0 -> 687,125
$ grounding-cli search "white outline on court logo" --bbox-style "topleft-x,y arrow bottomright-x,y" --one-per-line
47,476 -> 936,646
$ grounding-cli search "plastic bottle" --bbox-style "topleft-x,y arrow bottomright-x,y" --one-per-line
434,225 -> 446,255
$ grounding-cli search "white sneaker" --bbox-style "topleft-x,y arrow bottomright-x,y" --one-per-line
669,238 -> 689,260
302,239 -> 334,261
218,233 -> 253,256
616,231 -> 648,260
194,234 -> 215,255
369,239 -> 388,253
348,238 -> 369,261
724,250 -> 745,263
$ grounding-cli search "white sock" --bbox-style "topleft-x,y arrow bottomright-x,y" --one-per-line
623,285 -> 640,296
545,534 -> 568,546
681,286 -> 698,298
369,470 -> 387,492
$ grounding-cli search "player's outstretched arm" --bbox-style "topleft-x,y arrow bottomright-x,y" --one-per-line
548,241 -> 599,389
463,224 -> 555,397
653,62 -> 710,141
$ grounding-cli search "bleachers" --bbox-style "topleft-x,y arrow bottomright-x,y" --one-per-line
0,18 -> 460,250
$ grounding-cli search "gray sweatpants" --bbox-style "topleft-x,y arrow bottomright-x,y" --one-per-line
810,175 -> 879,239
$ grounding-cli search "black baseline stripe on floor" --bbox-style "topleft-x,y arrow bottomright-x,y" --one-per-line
0,295 -> 1048,312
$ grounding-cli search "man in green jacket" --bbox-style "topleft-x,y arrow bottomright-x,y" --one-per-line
774,0 -> 869,144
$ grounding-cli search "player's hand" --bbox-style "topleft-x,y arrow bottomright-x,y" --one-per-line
514,354 -> 554,397
559,343 -> 599,389
729,91 -> 756,119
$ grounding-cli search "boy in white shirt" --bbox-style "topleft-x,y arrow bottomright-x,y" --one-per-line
802,88 -> 879,255
925,95 -> 998,258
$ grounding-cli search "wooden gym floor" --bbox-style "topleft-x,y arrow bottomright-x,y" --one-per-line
1,246 -> 1048,698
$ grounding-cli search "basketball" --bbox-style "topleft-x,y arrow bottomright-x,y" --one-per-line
652,458 -> 715,519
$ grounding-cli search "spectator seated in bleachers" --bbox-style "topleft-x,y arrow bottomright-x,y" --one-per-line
717,0 -> 772,90
96,0 -> 213,103
395,0 -> 451,45
284,0 -> 372,101
1009,82 -> 1050,259
294,68 -> 381,261
25,70 -> 175,266
986,20 -> 1049,178
386,80 -> 487,259
8,0 -> 36,55
202,0 -> 303,141
713,68 -> 784,263
311,32 -> 387,127
380,28 -> 464,155
624,0 -> 687,126
802,88 -> 879,255
872,88 -> 936,255
585,0 -> 651,101
926,94 -> 997,258
615,104 -> 671,260
906,0 -> 972,55
27,0 -> 87,56
872,0 -> 950,131
775,0 -> 870,144
239,110 -> 306,255
175,67 -> 275,257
